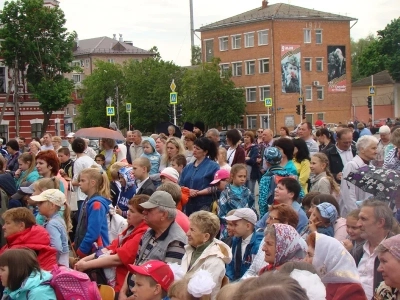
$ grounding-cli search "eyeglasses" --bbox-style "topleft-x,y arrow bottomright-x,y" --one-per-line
267,216 -> 281,222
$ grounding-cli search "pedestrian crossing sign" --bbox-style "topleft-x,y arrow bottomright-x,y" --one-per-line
106,106 -> 115,116
170,92 -> 178,105
126,103 -> 131,113
264,98 -> 272,107
369,86 -> 376,96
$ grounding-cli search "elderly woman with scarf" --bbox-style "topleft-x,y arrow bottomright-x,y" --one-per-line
305,232 -> 367,300
259,223 -> 306,274
374,235 -> 400,300
115,167 -> 136,218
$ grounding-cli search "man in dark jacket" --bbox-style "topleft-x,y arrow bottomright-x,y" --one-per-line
323,128 -> 356,184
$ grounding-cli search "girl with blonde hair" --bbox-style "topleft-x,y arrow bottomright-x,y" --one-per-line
309,152 -> 339,196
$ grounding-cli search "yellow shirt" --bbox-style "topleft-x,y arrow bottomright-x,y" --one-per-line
293,158 -> 310,194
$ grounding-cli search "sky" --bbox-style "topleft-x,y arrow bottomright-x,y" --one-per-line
1,0 -> 399,66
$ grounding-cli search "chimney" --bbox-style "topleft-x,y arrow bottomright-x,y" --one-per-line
262,0 -> 268,8
119,34 -> 123,42
113,34 -> 116,40
75,36 -> 79,48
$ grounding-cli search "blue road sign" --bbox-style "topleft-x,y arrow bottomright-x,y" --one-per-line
170,92 -> 178,105
264,98 -> 272,107
106,106 -> 115,116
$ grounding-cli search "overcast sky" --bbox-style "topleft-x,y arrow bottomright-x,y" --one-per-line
1,0 -> 399,66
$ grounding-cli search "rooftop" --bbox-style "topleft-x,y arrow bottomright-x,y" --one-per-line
352,70 -> 395,87
74,36 -> 154,56
198,2 -> 356,32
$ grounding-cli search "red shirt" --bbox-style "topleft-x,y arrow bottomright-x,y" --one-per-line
107,221 -> 148,292
326,283 -> 367,300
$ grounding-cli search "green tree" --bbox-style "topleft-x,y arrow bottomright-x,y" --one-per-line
351,34 -> 378,82
0,0 -> 77,134
76,60 -> 125,128
191,45 -> 202,66
123,58 -> 183,132
181,58 -> 245,127
149,46 -> 161,61
378,18 -> 400,81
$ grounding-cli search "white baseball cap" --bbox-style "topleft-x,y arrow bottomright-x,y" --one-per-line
225,208 -> 257,225
30,189 -> 66,207
66,132 -> 75,138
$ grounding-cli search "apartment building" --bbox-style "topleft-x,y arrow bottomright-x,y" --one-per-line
198,1 -> 356,131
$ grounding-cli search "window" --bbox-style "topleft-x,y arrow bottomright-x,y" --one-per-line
258,30 -> 268,45
65,108 -> 69,116
73,107 -> 77,115
72,60 -> 80,67
247,116 -> 257,129
304,58 -> 312,71
245,61 -> 255,75
304,29 -> 311,43
246,87 -> 257,102
232,62 -> 242,77
231,35 -> 241,49
0,125 -> 8,141
85,59 -> 90,67
316,58 -> 323,72
244,32 -> 254,48
0,67 -> 5,93
31,123 -> 42,138
317,113 -> 325,121
317,86 -> 324,100
220,63 -> 230,77
305,113 -> 313,124
72,74 -> 81,83
259,86 -> 271,101
219,36 -> 228,51
315,30 -> 322,44
305,86 -> 312,101
259,58 -> 270,73
204,39 -> 214,62
108,58 -> 114,64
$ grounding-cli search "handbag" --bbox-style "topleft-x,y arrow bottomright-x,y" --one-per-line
68,183 -> 78,212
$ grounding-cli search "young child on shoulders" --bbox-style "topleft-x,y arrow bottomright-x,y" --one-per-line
31,189 -> 72,267
133,157 -> 156,196
309,153 -> 339,196
342,209 -> 365,260
217,164 -> 256,240
140,138 -> 160,176
226,208 -> 263,281
128,260 -> 174,300
304,202 -> 338,238
116,166 -> 137,218
218,147 -> 232,171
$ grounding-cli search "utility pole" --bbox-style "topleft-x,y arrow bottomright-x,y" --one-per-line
14,59 -> 20,137
115,85 -> 119,128
371,74 -> 374,125
189,0 -> 195,62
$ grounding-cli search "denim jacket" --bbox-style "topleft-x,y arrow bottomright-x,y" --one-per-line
44,213 -> 69,266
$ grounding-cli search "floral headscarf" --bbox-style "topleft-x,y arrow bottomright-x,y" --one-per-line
118,167 -> 136,191
379,235 -> 400,261
271,223 -> 307,268
313,233 -> 360,284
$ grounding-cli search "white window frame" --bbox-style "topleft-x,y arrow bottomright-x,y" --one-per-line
245,87 -> 257,102
85,59 -> 90,67
107,58 -> 114,64
231,34 -> 241,50
304,29 -> 311,43
305,86 -> 312,101
244,32 -> 255,48
304,58 -> 312,71
259,58 -> 270,74
317,86 -> 324,100
317,112 -> 325,121
73,107 -> 77,115
316,57 -> 323,72
65,108 -> 69,116
72,74 -> 81,83
245,60 -> 255,75
259,114 -> 271,129
220,63 -> 230,77
315,29 -> 323,44
305,113 -> 314,124
232,62 -> 242,77
259,85 -> 271,101
247,115 -> 257,130
258,30 -> 269,46
219,36 -> 229,51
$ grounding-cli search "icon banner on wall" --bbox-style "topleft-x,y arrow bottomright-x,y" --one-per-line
327,45 -> 346,92
281,45 -> 301,94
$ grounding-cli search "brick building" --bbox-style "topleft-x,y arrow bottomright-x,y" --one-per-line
198,1 -> 356,132
64,35 -> 154,134
352,70 -> 399,124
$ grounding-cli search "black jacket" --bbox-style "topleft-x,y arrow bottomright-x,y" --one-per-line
323,144 -> 356,184
136,178 -> 156,196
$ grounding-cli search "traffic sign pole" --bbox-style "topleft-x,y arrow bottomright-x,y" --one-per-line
371,75 -> 374,125
267,107 -> 270,129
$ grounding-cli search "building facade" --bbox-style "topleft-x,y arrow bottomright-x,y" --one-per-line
64,35 -> 154,134
352,70 -> 400,124
198,0 -> 356,132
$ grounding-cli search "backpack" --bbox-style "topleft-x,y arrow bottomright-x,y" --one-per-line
50,265 -> 102,300
265,174 -> 297,206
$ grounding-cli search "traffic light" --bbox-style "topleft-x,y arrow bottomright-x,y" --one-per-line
302,105 -> 306,114
296,105 -> 300,115
240,115 -> 244,124
369,108 -> 372,115
176,104 -> 182,119
168,105 -> 173,122
367,96 -> 372,108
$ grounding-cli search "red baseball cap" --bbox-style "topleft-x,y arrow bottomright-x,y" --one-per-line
127,260 -> 174,291
210,169 -> 230,185
315,120 -> 324,127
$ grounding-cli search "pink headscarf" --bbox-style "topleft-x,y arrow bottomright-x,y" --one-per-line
379,235 -> 400,261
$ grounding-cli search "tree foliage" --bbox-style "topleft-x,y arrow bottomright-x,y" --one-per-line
181,58 -> 245,127
350,35 -> 379,82
191,46 -> 202,66
0,0 -> 76,134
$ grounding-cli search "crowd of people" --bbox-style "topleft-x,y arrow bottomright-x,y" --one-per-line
0,118 -> 399,300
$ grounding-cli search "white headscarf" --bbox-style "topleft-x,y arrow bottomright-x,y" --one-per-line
313,233 -> 360,284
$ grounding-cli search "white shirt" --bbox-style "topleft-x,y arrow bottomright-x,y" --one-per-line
73,155 -> 95,200
41,144 -> 54,151
241,238 -> 267,279
358,241 -> 378,300
304,137 -> 319,156
136,177 -> 150,192
336,146 -> 354,166
227,147 -> 236,166
241,233 -> 253,259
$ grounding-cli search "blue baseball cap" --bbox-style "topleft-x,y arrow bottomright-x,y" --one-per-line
317,202 -> 338,225
264,147 -> 282,165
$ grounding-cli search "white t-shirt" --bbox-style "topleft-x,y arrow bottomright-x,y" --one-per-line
227,147 -> 236,166
41,144 -> 54,151
73,155 -> 95,200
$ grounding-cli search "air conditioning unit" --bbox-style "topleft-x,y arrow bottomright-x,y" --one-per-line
313,81 -> 320,86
